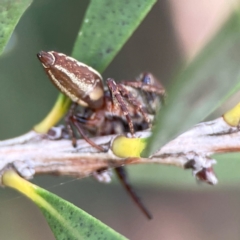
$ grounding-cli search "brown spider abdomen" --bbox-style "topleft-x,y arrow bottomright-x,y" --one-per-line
37,51 -> 104,109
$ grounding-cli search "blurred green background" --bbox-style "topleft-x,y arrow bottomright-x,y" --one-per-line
1,0 -> 240,239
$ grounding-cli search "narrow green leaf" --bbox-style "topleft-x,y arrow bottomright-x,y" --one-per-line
0,0 -> 32,55
2,171 -> 127,240
145,10 -> 240,156
72,0 -> 157,72
36,188 -> 127,240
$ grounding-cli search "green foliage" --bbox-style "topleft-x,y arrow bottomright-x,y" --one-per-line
3,170 -> 127,240
72,0 -> 157,72
0,0 -> 32,55
145,10 -> 240,156
36,187 -> 127,240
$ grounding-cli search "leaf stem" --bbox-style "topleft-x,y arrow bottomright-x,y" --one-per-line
34,94 -> 71,133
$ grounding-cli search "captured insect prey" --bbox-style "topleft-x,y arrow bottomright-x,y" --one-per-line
37,50 -> 165,219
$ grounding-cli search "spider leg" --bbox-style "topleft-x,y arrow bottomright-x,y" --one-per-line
124,80 -> 166,108
65,102 -> 78,147
121,72 -> 165,96
75,110 -> 104,126
115,166 -> 152,220
65,103 -> 107,151
117,83 -> 151,126
121,80 -> 165,95
107,78 -> 135,136
71,115 -> 107,152
120,73 -> 166,115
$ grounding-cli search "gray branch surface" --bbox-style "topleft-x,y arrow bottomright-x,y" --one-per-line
0,117 -> 239,185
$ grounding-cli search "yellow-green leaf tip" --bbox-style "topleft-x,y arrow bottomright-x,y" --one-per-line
2,170 -> 41,203
223,102 -> 240,127
2,171 -> 53,211
112,135 -> 148,158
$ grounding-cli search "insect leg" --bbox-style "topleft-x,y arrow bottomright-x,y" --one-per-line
71,115 -> 107,152
121,81 -> 165,95
121,72 -> 165,96
115,166 -> 152,220
107,78 -> 135,136
117,84 -> 151,126
75,110 -> 104,126
65,102 -> 78,147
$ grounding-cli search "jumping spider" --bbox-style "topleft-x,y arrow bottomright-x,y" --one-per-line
37,51 -> 165,219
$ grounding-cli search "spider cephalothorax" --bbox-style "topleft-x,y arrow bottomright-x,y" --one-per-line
37,51 -> 165,219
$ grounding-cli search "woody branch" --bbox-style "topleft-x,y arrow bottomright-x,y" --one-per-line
0,111 -> 239,185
